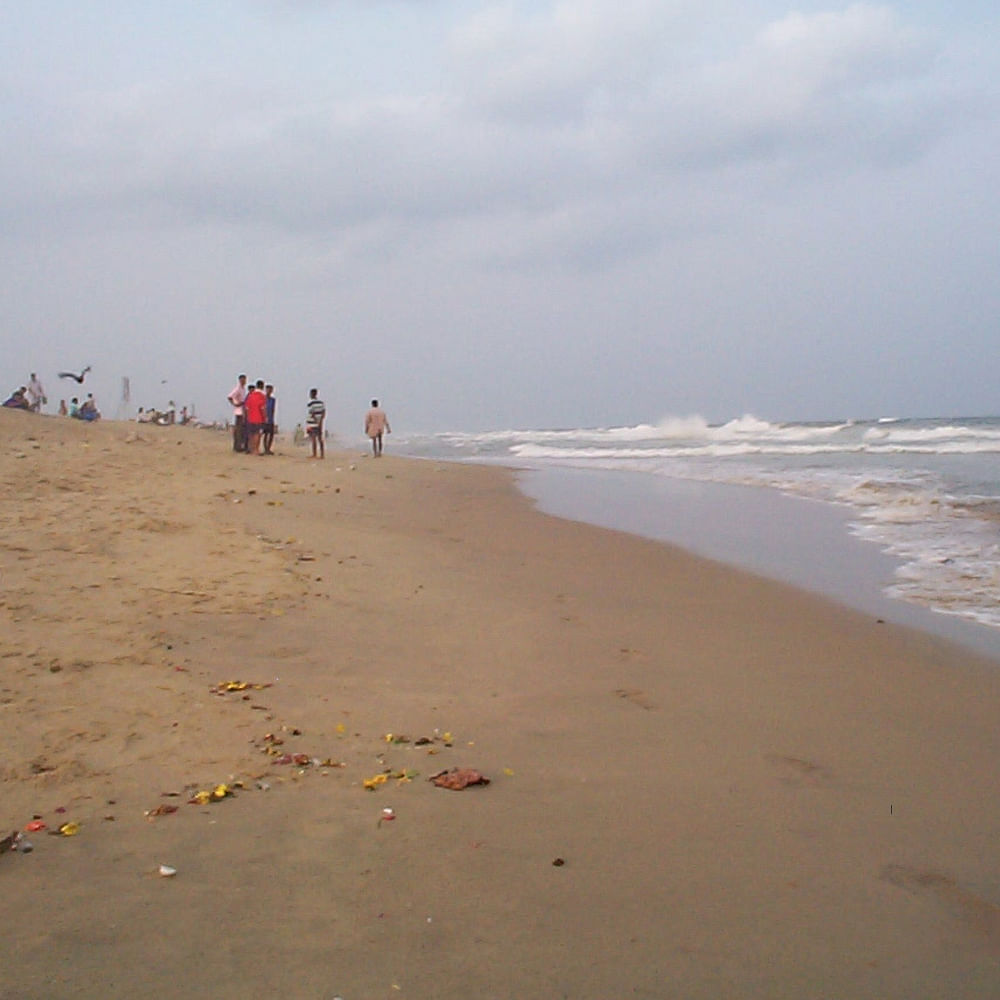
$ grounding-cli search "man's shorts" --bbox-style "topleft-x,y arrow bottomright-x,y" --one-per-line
247,422 -> 264,435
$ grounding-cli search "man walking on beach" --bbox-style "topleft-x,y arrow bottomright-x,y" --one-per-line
306,388 -> 326,459
364,399 -> 391,457
227,374 -> 248,452
263,384 -> 276,455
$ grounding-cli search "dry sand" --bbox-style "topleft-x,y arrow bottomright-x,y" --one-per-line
3,408 -> 1000,999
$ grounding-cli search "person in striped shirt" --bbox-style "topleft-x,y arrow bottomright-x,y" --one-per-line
306,388 -> 326,459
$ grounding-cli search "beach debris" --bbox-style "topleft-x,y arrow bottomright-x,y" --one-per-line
552,857 -> 566,867
384,731 -> 452,751
273,753 -> 313,767
252,732 -> 341,769
429,768 -> 490,790
144,804 -> 179,819
213,680 -> 273,694
158,864 -> 177,878
1,831 -> 16,854
17,837 -> 34,854
25,820 -> 47,833
188,784 -> 234,805
54,822 -> 81,837
381,807 -> 395,821
364,768 -> 419,790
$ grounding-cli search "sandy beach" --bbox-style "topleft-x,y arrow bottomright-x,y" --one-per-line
3,408 -> 1000,999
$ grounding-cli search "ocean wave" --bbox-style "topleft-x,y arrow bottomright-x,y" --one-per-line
430,415 -> 1000,458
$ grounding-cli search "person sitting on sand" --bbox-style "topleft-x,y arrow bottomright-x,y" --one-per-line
69,397 -> 80,418
58,399 -> 68,417
78,393 -> 100,421
306,388 -> 325,459
364,399 -> 391,457
3,387 -> 31,409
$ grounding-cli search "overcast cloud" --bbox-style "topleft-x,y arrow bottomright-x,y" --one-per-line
1,1 -> 997,433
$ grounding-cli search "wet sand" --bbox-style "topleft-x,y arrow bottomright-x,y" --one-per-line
519,465 -> 1000,660
3,409 -> 1000,999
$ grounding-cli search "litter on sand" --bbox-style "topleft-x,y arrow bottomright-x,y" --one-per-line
429,768 -> 490,790
145,804 -> 179,818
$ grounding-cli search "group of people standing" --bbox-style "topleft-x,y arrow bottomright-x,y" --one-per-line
225,374 -> 391,459
226,375 -> 277,455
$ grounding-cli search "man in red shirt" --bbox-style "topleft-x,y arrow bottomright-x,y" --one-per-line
244,379 -> 268,456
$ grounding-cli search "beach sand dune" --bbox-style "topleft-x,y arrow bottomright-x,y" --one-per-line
3,409 -> 1000,998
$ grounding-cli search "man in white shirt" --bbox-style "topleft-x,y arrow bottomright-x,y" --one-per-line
26,373 -> 46,413
227,374 -> 248,452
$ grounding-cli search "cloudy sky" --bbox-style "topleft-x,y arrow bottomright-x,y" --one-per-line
2,0 -> 997,433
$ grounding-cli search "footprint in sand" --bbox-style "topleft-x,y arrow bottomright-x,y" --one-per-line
881,864 -> 1000,943
764,753 -> 832,787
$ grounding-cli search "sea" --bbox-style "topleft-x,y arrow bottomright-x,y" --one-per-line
398,415 -> 1000,661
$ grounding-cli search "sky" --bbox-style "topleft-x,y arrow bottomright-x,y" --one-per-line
1,0 -> 998,434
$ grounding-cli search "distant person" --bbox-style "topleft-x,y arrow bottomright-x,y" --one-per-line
227,374 -> 248,452
79,393 -> 100,421
244,379 -> 268,456
364,399 -> 391,457
69,397 -> 80,418
306,388 -> 326,459
26,373 -> 46,413
180,405 -> 189,425
58,399 -> 68,417
3,387 -> 30,410
263,384 -> 276,455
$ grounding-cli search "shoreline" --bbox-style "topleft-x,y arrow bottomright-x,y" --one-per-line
515,464 -> 1000,662
4,410 -> 1000,998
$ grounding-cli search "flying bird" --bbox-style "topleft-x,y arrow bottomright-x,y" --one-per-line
58,366 -> 92,384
